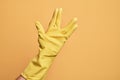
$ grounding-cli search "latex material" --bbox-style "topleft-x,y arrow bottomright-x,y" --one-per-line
21,8 -> 78,80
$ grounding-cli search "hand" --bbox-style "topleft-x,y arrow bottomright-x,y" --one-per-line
35,8 -> 78,56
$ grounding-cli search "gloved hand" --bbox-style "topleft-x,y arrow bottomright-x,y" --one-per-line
21,8 -> 78,80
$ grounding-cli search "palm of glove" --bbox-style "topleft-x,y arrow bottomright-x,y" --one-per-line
35,8 -> 78,57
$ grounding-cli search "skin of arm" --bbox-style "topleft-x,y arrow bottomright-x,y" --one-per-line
16,75 -> 25,80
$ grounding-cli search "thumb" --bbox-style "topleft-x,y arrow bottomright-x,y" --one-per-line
35,21 -> 45,34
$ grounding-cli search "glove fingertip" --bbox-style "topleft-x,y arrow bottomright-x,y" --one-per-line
35,21 -> 45,34
73,17 -> 78,22
35,21 -> 40,26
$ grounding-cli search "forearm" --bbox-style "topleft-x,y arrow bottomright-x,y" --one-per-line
20,48 -> 56,80
16,75 -> 26,80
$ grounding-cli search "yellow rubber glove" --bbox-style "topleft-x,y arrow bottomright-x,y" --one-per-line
21,8 -> 78,80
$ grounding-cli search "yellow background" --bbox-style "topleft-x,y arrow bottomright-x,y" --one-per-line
0,0 -> 120,80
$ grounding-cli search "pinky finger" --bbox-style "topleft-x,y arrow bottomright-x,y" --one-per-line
65,24 -> 78,39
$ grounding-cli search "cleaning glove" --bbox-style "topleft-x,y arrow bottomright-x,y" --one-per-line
21,8 -> 78,80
